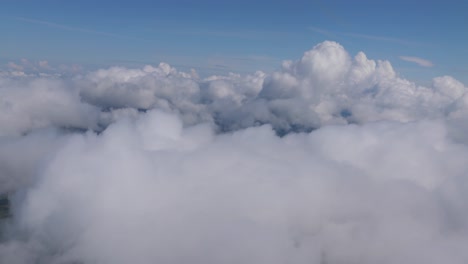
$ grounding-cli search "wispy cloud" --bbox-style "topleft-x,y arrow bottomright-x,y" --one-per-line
399,56 -> 434,67
14,17 -> 134,39
145,27 -> 291,40
344,33 -> 419,46
308,26 -> 419,46
308,26 -> 336,37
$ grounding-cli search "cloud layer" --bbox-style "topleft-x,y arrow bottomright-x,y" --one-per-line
1,41 -> 468,264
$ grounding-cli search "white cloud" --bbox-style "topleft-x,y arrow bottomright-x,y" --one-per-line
1,111 -> 468,263
1,41 -> 468,263
399,56 -> 434,67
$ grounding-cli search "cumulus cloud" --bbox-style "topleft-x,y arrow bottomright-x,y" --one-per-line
1,41 -> 468,264
3,60 -> 82,77
399,56 -> 434,67
1,41 -> 466,136
0,76 -> 100,136
38,60 -> 51,70
7,62 -> 24,71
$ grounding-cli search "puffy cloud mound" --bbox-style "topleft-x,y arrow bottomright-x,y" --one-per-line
256,42 -> 466,130
1,41 -> 468,263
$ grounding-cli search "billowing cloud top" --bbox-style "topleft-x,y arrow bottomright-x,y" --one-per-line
1,41 -> 466,137
1,41 -> 468,264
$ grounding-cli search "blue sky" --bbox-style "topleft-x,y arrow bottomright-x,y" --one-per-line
1,0 -> 467,83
